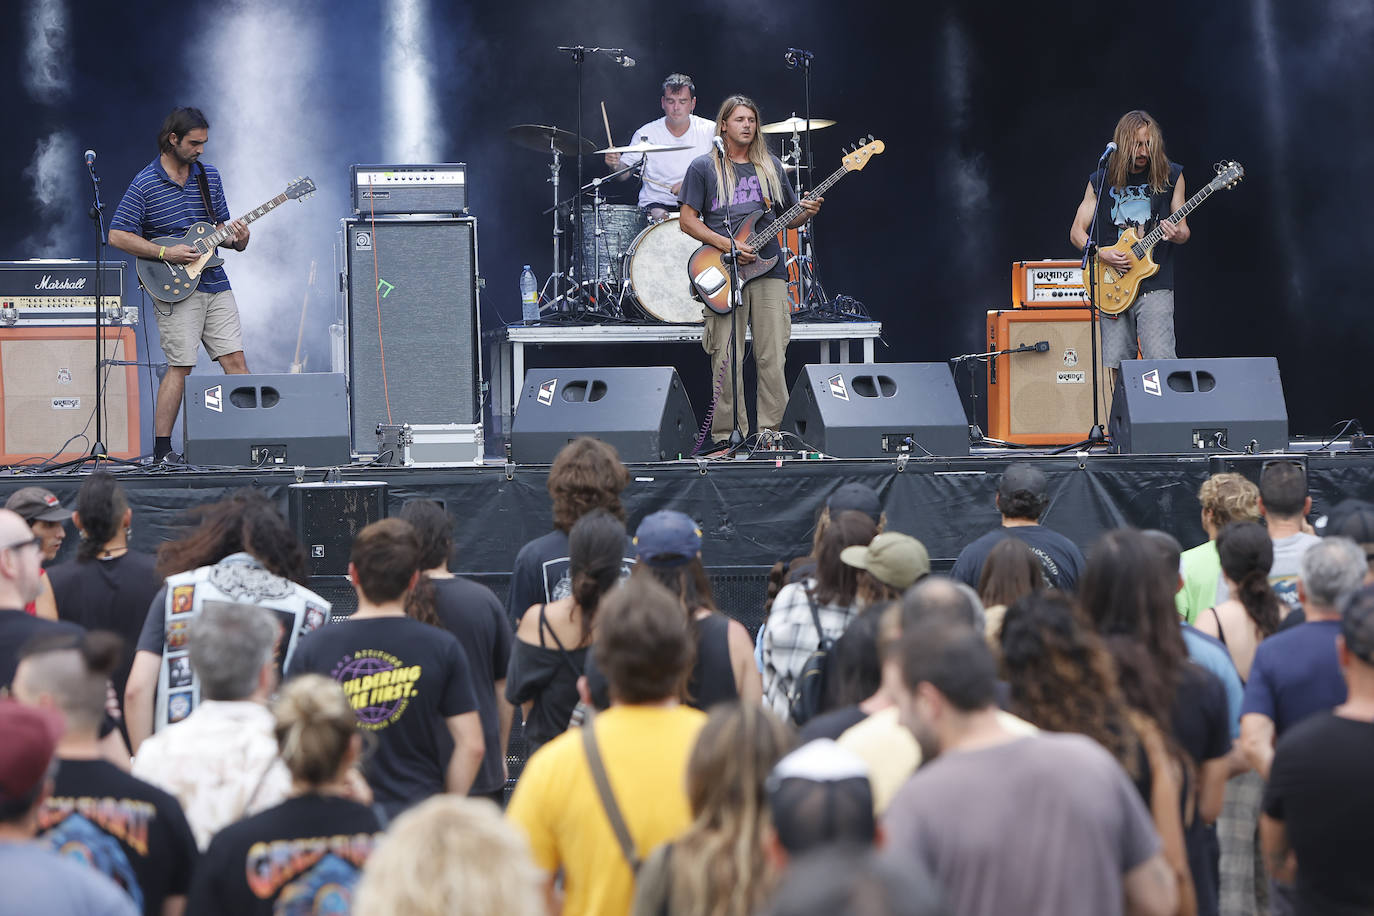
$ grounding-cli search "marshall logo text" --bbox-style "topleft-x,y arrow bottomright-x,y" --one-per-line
35,275 -> 88,291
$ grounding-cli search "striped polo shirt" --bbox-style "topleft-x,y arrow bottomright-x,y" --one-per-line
110,158 -> 234,293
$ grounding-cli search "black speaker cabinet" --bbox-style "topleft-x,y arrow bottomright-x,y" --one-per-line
1109,357 -> 1289,454
344,217 -> 481,452
288,481 -> 388,579
182,373 -> 351,467
511,366 -> 697,463
781,363 -> 970,458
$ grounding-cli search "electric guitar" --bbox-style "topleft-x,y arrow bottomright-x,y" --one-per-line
688,139 -> 884,314
136,176 -> 317,303
1091,160 -> 1244,314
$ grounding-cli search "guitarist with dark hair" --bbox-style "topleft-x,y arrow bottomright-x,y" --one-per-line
679,95 -> 821,450
109,106 -> 251,464
1070,110 -> 1190,394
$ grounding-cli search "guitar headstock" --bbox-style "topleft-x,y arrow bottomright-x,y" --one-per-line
1210,161 -> 1244,191
286,176 -> 317,201
841,136 -> 885,172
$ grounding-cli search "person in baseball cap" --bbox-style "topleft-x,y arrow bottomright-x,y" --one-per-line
5,487 -> 71,563
840,533 -> 930,593
633,510 -> 703,568
0,699 -> 63,819
765,739 -> 878,863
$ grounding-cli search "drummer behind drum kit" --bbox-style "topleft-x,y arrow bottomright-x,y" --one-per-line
506,113 -> 838,325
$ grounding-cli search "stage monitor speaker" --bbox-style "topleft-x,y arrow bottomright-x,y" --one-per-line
182,373 -> 351,467
288,481 -> 388,579
0,327 -> 140,463
780,363 -> 969,458
511,366 -> 697,463
1109,357 -> 1289,454
985,308 -> 1109,445
343,217 -> 481,453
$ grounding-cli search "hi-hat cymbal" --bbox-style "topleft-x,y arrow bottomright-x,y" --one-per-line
507,124 -> 598,156
597,140 -> 692,155
760,116 -> 837,134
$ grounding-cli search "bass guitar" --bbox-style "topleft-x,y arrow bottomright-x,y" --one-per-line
1091,160 -> 1243,314
136,176 -> 316,304
688,139 -> 884,315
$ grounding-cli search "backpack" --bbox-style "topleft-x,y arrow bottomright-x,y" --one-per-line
788,588 -> 832,726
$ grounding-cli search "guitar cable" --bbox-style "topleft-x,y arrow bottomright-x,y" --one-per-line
367,177 -> 394,424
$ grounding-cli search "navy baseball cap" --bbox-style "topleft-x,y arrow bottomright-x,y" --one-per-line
633,510 -> 702,568
827,483 -> 882,522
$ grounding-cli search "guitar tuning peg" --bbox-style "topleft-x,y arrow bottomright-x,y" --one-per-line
867,134 -> 874,142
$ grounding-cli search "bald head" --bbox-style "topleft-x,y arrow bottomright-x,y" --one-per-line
900,576 -> 985,634
0,508 -> 42,607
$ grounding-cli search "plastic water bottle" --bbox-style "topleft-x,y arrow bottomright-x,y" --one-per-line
520,266 -> 539,324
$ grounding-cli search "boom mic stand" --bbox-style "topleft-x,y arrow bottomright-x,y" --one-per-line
949,341 -> 1048,446
716,144 -> 747,454
85,151 -> 109,458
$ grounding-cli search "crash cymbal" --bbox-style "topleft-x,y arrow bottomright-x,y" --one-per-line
760,115 -> 837,134
597,140 -> 693,155
507,124 -> 598,156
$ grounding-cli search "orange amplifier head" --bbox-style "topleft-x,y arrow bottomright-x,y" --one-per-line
1011,259 -> 1088,308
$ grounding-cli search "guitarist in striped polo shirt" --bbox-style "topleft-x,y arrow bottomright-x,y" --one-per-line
109,107 -> 251,464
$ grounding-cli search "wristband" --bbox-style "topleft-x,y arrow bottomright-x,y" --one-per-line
158,245 -> 166,260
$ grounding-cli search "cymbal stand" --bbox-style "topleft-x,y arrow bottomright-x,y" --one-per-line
539,142 -> 567,314
781,125 -> 828,313
585,177 -> 624,319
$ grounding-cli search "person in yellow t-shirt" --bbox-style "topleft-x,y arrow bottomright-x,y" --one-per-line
507,575 -> 706,916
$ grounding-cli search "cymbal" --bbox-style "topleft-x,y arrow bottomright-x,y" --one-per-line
760,116 -> 837,134
597,140 -> 692,155
507,124 -> 597,156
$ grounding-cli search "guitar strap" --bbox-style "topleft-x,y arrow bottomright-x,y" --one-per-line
194,163 -> 216,223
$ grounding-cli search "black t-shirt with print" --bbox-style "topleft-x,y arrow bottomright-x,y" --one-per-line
1088,162 -> 1184,294
287,616 -> 479,818
949,525 -> 1086,593
187,793 -> 383,916
680,151 -> 799,281
38,758 -> 198,916
431,575 -> 513,795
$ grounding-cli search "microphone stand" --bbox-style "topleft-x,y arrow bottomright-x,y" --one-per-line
1058,147 -> 1114,453
85,154 -> 109,458
950,342 -> 1047,445
717,143 -> 746,454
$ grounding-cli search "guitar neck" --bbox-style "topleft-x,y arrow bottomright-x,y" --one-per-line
1133,182 -> 1217,254
746,164 -> 850,248
199,191 -> 290,249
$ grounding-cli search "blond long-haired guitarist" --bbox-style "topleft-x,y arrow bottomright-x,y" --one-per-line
1070,110 -> 1190,393
678,95 -> 822,449
108,107 -> 251,464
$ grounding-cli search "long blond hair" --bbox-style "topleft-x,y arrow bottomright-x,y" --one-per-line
1106,109 -> 1172,194
668,702 -> 794,916
711,95 -> 786,216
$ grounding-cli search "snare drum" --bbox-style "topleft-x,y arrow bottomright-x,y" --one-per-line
622,215 -> 704,324
578,204 -> 644,284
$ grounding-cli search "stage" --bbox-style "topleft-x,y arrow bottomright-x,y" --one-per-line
17,446 -> 1374,632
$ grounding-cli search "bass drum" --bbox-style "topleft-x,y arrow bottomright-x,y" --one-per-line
623,215 -> 704,324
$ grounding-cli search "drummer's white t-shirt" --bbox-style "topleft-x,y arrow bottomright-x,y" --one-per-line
619,115 -> 716,209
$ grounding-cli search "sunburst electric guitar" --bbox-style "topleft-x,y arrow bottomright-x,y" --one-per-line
688,139 -> 884,315
136,176 -> 316,304
1091,160 -> 1244,314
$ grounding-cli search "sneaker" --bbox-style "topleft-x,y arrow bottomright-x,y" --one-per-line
159,451 -> 185,465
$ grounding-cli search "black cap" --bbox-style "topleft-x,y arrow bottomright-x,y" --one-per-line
827,483 -> 882,522
997,463 -> 1048,501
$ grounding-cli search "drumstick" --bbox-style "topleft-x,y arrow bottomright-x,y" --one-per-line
600,102 -> 614,148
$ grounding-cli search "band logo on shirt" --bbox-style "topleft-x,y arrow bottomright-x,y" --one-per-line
245,833 -> 379,899
40,796 -> 155,855
333,650 -> 422,729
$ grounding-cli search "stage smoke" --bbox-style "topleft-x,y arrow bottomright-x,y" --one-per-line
385,0 -> 444,162
23,0 -> 70,104
22,132 -> 82,256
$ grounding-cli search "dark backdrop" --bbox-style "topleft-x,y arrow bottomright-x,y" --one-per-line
2,0 -> 1368,439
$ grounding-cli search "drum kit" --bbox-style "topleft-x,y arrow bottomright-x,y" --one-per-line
507,113 -> 837,324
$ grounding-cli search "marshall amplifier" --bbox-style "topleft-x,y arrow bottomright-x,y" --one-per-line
350,163 -> 468,215
182,373 -> 351,467
0,260 -> 130,326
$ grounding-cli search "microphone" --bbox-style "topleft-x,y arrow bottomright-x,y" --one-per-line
713,135 -> 726,157
1011,340 -> 1051,354
1098,141 -> 1117,164
619,54 -> 636,68
84,149 -> 97,166
784,47 -> 813,69
1035,340 -> 1050,352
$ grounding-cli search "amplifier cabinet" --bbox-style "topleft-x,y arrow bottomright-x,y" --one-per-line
986,308 -> 1108,445
0,326 -> 140,463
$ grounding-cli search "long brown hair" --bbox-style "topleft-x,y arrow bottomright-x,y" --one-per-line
669,702 -> 794,916
155,489 -> 309,585
547,437 -> 629,533
711,95 -> 785,215
1106,109 -> 1172,194
1216,521 -> 1283,637
811,511 -> 877,607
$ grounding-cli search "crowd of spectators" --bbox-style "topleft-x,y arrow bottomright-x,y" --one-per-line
0,447 -> 1371,916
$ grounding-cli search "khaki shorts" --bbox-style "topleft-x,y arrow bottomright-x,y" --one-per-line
153,289 -> 245,366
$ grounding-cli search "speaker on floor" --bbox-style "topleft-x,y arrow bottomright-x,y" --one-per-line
985,308 -> 1110,445
288,481 -> 388,580
344,217 -> 481,453
511,366 -> 697,463
780,363 -> 970,458
0,327 -> 141,463
182,373 -> 351,467
1109,357 -> 1288,454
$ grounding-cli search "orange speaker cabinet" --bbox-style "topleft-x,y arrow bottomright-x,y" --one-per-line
0,327 -> 141,463
986,308 -> 1109,445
